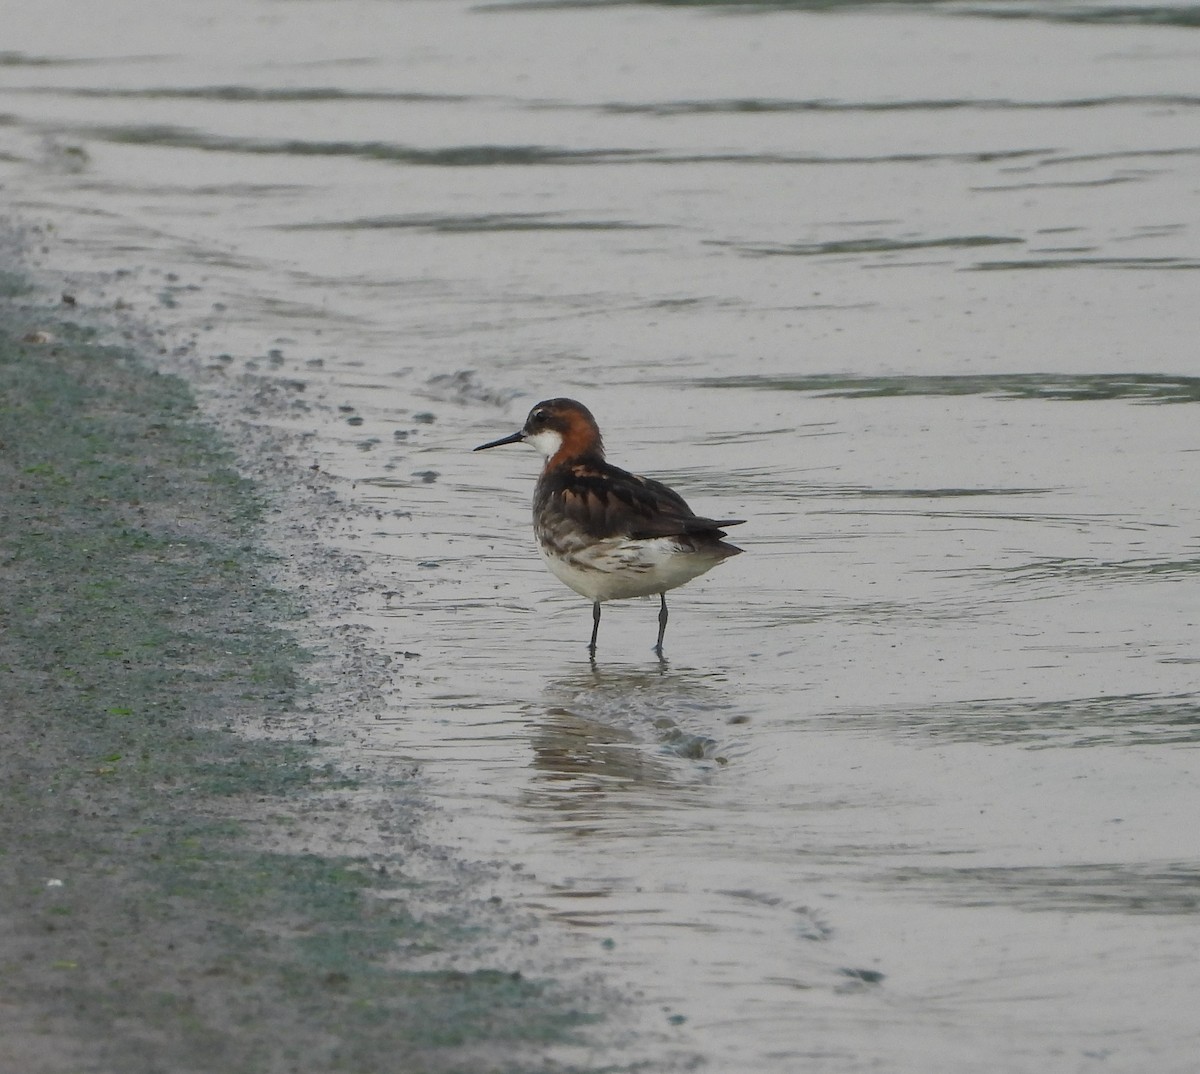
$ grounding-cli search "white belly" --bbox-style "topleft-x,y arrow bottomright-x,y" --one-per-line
539,535 -> 725,602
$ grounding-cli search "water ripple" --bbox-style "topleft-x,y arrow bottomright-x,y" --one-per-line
719,234 -> 1024,257
588,93 -> 1200,115
884,861 -> 1200,914
680,372 -> 1200,403
972,256 -> 1200,271
277,212 -> 662,233
832,691 -> 1200,748
23,85 -> 469,103
490,0 -> 1200,28
77,123 -> 1052,168
985,554 -> 1200,587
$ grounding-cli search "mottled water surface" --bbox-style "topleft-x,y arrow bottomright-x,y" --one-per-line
3,1 -> 1199,1070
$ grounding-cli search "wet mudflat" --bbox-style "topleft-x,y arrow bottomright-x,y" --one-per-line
2,1 -> 1199,1070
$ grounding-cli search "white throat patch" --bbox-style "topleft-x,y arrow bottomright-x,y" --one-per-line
525,428 -> 563,459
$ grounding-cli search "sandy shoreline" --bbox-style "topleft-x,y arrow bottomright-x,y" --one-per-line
0,235 -> 629,1074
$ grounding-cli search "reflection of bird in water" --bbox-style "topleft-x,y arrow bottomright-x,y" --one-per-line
531,706 -> 662,795
527,666 -> 727,821
475,398 -> 744,657
526,704 -> 715,830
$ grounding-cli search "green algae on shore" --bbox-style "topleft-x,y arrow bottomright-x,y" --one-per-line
0,291 -> 613,1074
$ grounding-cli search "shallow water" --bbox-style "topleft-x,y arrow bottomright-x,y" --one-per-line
3,1 -> 1199,1070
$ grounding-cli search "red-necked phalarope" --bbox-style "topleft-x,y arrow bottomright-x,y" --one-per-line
475,398 -> 744,656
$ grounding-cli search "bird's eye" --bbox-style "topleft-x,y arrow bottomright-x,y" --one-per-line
532,409 -> 547,424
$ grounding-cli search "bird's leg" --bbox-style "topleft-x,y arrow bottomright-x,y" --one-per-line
654,593 -> 668,656
589,601 -> 601,656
